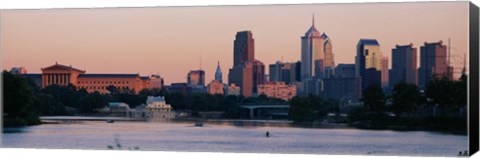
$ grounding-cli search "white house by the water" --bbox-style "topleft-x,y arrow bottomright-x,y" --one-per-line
127,96 -> 175,120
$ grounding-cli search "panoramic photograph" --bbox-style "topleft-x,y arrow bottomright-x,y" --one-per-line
0,1 -> 470,157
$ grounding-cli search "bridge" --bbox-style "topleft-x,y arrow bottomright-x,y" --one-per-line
239,104 -> 290,119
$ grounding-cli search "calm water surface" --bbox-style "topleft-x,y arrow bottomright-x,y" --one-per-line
1,121 -> 467,157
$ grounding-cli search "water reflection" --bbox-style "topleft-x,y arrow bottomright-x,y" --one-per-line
1,121 -> 468,157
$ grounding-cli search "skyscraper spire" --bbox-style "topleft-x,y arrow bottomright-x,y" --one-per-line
199,51 -> 203,70
312,13 -> 315,26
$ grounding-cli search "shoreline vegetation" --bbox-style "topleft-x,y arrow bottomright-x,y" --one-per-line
2,71 -> 467,135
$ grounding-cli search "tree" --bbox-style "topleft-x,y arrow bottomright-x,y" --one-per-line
361,85 -> 386,113
452,73 -> 467,109
425,76 -> 455,112
288,95 -> 319,123
106,85 -> 119,94
34,93 -> 67,116
391,82 -> 420,116
78,92 -> 108,113
3,71 -> 40,126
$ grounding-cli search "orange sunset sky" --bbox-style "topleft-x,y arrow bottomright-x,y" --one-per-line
0,1 -> 469,84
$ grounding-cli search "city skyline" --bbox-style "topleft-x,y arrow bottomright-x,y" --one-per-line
1,2 -> 469,84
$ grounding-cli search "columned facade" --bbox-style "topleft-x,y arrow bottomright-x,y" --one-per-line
41,63 -> 86,88
37,62 -> 150,94
43,74 -> 71,86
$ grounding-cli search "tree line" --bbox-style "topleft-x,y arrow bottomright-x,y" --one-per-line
3,71 -> 288,127
287,73 -> 467,133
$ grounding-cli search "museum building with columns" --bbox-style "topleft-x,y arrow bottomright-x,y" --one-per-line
30,63 -> 151,94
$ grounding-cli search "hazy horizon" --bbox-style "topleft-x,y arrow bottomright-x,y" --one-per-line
1,1 -> 469,85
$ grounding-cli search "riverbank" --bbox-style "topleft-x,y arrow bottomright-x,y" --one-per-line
6,115 -> 465,135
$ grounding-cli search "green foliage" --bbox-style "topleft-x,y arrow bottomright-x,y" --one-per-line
34,93 -> 67,116
242,94 -> 286,104
346,75 -> 468,133
78,92 -> 108,113
425,75 -> 467,113
391,82 -> 420,115
43,84 -> 82,111
347,106 -> 368,122
3,71 -> 40,127
288,95 -> 339,123
361,85 -> 386,112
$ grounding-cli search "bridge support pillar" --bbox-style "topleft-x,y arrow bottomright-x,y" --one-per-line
249,108 -> 254,119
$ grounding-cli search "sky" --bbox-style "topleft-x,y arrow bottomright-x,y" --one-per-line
0,1 -> 469,85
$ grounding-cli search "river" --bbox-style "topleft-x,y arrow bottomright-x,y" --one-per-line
1,121 -> 468,157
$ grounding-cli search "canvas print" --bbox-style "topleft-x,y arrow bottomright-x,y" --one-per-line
0,1 -> 474,157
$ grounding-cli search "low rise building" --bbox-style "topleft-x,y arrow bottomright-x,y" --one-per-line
127,96 -> 175,119
257,82 -> 296,101
225,83 -> 241,96
108,102 -> 130,113
207,80 -> 224,95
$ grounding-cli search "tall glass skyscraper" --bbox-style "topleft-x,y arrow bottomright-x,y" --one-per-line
356,39 -> 383,89
301,16 -> 334,81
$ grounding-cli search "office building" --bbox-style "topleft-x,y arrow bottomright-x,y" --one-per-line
301,16 -> 334,81
381,56 -> 389,88
257,82 -> 297,101
390,44 -> 417,87
207,80 -> 224,95
228,31 -> 265,97
418,41 -> 452,88
356,39 -> 382,89
187,70 -> 205,87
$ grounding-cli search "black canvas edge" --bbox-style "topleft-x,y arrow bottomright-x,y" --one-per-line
469,1 -> 480,156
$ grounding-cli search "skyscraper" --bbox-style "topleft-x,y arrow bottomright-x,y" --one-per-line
356,39 -> 382,89
233,31 -> 255,66
301,15 -> 334,81
269,61 -> 283,82
381,56 -> 389,88
228,31 -> 265,97
335,64 -> 356,78
215,61 -> 223,83
418,41 -> 451,89
269,61 -> 302,84
187,70 -> 205,87
390,44 -> 417,87
251,60 -> 266,95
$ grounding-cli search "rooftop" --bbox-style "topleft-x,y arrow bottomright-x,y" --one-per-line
78,74 -> 139,78
20,74 -> 42,78
41,62 -> 86,73
358,39 -> 380,46
147,96 -> 166,102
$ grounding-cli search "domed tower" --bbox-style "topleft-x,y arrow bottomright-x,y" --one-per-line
215,61 -> 223,83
